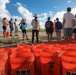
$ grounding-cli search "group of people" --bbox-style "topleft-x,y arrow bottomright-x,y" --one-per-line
2,17 -> 29,40
45,7 -> 76,42
2,18 -> 18,37
2,7 -> 76,43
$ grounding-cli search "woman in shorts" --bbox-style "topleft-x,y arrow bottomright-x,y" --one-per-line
20,19 -> 29,41
2,17 -> 8,37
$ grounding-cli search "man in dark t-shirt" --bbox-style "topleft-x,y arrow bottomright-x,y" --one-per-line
45,17 -> 53,42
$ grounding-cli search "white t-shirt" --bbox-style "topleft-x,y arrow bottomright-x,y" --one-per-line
63,12 -> 74,28
31,19 -> 39,30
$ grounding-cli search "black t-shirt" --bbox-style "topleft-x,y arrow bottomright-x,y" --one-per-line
45,21 -> 53,29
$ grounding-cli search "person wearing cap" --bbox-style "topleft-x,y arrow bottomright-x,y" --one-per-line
2,17 -> 8,37
9,18 -> 14,36
55,18 -> 62,41
63,7 -> 75,40
31,14 -> 40,43
45,17 -> 53,42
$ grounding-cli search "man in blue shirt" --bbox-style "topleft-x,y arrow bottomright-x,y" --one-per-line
55,18 -> 62,41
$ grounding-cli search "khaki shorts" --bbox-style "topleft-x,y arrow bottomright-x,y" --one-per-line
63,28 -> 73,37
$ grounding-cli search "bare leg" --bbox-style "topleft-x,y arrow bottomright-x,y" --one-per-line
22,33 -> 25,40
47,34 -> 49,42
25,34 -> 29,40
3,30 -> 6,37
50,33 -> 52,41
56,32 -> 59,41
10,29 -> 13,36
74,33 -> 76,39
68,36 -> 72,40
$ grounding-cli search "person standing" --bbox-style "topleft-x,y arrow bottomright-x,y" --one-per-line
45,17 -> 53,42
55,18 -> 62,41
31,14 -> 40,43
63,7 -> 75,40
2,17 -> 8,37
19,19 -> 29,41
73,15 -> 76,39
9,18 -> 14,36
14,19 -> 18,36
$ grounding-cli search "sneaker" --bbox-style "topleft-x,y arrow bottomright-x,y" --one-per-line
10,35 -> 13,36
26,38 -> 29,40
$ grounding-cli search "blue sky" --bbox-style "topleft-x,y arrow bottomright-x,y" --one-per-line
0,0 -> 76,31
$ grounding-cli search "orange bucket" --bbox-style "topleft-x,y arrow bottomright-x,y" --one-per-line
0,49 -> 8,75
40,51 -> 61,75
17,44 -> 32,49
17,44 -> 31,52
33,46 -> 45,73
5,31 -> 10,37
10,52 -> 35,75
3,47 -> 17,75
16,47 -> 30,52
0,60 -> 4,75
61,52 -> 76,75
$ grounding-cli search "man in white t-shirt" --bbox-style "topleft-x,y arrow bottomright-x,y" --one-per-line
63,7 -> 75,40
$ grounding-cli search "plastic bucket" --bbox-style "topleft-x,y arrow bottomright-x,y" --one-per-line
17,44 -> 32,49
0,60 -> 4,75
61,52 -> 76,75
16,47 -> 30,53
5,31 -> 10,37
3,47 -> 17,75
10,52 -> 35,75
0,49 -> 8,75
33,46 -> 45,73
40,51 -> 61,75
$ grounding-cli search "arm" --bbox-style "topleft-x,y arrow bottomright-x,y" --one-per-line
62,14 -> 65,28
72,19 -> 75,29
52,22 -> 54,29
62,19 -> 65,28
45,22 -> 46,28
31,20 -> 33,26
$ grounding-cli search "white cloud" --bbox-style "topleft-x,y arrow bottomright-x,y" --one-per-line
52,7 -> 76,23
52,11 -> 66,22
0,0 -> 76,30
71,7 -> 76,15
67,0 -> 72,3
15,2 -> 34,29
54,6 -> 59,9
38,11 -> 53,28
15,2 -> 54,29
16,2 -> 33,24
0,0 -> 11,20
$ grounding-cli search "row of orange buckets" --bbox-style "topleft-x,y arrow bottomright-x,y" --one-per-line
0,40 -> 76,75
0,44 -> 35,75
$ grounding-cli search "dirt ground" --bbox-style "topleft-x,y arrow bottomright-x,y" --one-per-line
0,31 -> 56,48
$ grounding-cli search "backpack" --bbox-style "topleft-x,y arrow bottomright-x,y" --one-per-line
20,25 -> 22,30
